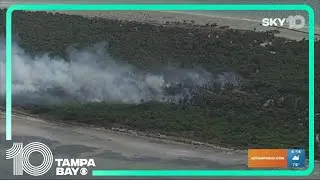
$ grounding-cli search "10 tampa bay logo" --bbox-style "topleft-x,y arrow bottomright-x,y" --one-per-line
6,142 -> 96,176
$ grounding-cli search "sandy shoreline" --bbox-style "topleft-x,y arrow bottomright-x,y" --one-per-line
47,10 -> 319,41
3,106 -> 246,154
1,0 -> 319,40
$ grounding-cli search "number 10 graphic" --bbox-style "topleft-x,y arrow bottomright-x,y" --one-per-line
6,142 -> 54,176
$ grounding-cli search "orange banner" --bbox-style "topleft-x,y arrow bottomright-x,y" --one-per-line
248,149 -> 287,168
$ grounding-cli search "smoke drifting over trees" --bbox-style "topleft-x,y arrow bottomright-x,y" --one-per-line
0,39 -> 241,106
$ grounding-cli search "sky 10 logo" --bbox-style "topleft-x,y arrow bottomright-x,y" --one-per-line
262,15 -> 306,30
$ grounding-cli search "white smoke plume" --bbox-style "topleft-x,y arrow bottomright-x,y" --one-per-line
0,38 -> 242,105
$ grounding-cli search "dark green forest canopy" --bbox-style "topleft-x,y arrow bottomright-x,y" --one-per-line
0,10 -> 319,153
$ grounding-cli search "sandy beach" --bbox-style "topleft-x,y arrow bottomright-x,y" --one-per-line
46,10 -> 319,41
1,0 -> 319,40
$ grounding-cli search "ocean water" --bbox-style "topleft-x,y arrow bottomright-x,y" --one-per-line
3,0 -> 320,30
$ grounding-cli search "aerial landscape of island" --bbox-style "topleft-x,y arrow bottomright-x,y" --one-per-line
0,7 -> 319,168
